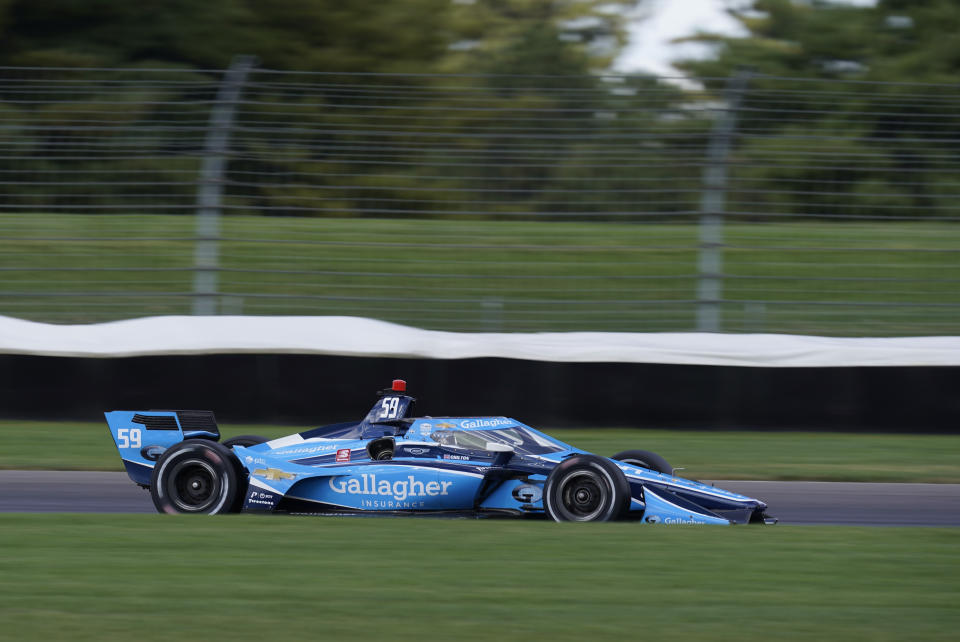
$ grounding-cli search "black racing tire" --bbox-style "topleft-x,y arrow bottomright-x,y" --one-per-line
611,449 -> 673,475
543,455 -> 630,522
221,435 -> 269,448
150,440 -> 239,515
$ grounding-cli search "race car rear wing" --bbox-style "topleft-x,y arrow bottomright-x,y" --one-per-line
104,410 -> 220,486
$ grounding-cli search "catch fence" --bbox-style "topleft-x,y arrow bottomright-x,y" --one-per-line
1,62 -> 958,335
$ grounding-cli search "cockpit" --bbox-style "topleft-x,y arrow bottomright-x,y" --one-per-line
428,427 -> 566,456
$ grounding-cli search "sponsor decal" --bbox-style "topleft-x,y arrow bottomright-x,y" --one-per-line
247,490 -> 277,507
274,444 -> 338,456
140,445 -> 166,461
407,448 -> 429,455
328,474 -> 452,502
443,454 -> 469,461
253,468 -> 296,481
419,423 -> 432,431
512,484 -> 543,503
360,499 -> 426,509
459,418 -> 512,429
661,515 -> 710,525
645,514 -> 710,525
336,449 -> 351,463
435,422 -> 457,429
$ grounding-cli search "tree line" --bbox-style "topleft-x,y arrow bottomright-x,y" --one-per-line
0,0 -> 956,222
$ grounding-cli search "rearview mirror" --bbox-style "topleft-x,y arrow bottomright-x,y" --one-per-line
485,442 -> 514,466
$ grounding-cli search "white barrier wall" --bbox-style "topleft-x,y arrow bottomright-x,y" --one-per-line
1,315 -> 959,367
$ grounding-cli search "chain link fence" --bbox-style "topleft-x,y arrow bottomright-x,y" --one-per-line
1,63 -> 958,335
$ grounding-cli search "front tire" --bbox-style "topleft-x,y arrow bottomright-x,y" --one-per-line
543,455 -> 630,522
150,440 -> 239,514
611,449 -> 672,475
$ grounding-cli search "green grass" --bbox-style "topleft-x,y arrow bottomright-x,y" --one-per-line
1,214 -> 959,334
0,515 -> 956,641
3,420 -> 959,483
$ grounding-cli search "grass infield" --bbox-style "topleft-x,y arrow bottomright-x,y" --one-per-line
0,515 -> 956,641
2,420 -> 958,483
2,214 -> 959,334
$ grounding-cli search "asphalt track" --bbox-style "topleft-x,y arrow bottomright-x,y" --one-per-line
1,471 -> 958,525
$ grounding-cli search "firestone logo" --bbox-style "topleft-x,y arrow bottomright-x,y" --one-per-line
328,474 -> 452,502
459,418 -> 511,429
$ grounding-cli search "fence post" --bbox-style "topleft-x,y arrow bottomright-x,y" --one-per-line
696,69 -> 751,332
192,55 -> 256,315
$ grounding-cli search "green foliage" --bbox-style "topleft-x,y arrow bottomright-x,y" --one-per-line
679,0 -> 960,221
236,0 -> 455,72
445,0 -> 630,74
0,0 -> 250,67
2,0 -> 957,229
0,1 -> 660,225
0,0 -> 634,72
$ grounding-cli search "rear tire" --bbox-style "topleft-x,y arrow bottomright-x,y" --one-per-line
150,440 -> 239,514
611,449 -> 672,475
222,435 -> 268,448
543,455 -> 630,522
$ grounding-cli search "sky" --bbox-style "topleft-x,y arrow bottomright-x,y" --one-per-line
614,0 -> 879,76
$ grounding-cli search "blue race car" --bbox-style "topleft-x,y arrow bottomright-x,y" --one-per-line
105,380 -> 775,524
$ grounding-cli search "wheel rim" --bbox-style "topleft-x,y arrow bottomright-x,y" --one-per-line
557,470 -> 608,521
168,459 -> 220,512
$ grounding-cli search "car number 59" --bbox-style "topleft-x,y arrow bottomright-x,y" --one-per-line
117,428 -> 142,449
378,397 -> 400,419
